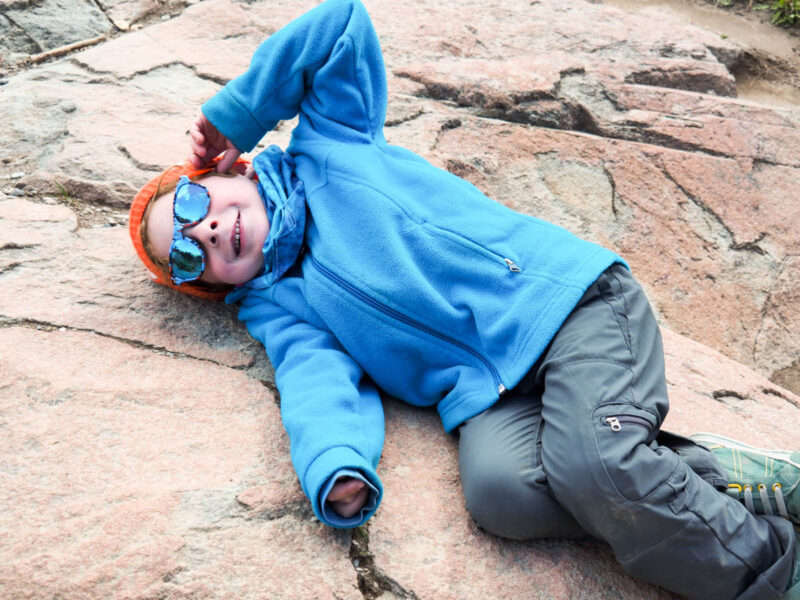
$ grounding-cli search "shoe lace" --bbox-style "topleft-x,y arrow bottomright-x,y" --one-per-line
727,483 -> 788,519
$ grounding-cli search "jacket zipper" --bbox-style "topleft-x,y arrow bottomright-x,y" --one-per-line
604,415 -> 651,432
311,256 -> 503,392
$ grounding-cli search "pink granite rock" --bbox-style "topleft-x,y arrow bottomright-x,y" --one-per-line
0,327 -> 356,599
1,0 -> 800,597
0,198 -> 263,371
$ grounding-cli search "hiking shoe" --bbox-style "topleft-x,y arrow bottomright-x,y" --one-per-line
690,433 -> 799,525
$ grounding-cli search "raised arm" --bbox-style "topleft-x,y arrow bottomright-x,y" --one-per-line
202,0 -> 387,155
238,282 -> 385,527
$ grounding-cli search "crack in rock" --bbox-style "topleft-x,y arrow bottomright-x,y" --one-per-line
399,67 -> 751,160
117,143 -> 166,172
1,11 -> 44,54
0,242 -> 38,251
658,165 -> 768,256
712,389 -> 749,401
0,315 -> 277,390
385,109 -> 424,127
349,525 -> 419,600
0,262 -> 23,275
760,385 -> 800,408
0,316 -> 231,366
89,0 -> 123,32
235,497 -> 314,522
70,56 -> 229,87
624,64 -> 736,97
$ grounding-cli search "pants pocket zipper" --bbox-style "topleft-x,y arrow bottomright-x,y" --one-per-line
604,415 -> 652,432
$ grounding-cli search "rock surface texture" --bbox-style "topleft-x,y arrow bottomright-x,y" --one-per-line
1,0 -> 799,598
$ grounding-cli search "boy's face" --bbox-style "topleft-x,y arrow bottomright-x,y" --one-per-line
147,174 -> 270,285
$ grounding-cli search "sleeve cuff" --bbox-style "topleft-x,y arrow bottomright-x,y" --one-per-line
202,87 -> 275,153
304,446 -> 383,528
319,468 -> 379,528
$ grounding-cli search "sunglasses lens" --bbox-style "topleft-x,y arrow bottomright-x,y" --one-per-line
174,182 -> 210,225
170,238 -> 205,282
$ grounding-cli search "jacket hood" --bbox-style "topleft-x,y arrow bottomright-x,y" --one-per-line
226,146 -> 306,304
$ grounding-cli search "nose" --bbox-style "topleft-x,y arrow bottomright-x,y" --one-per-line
186,218 -> 220,247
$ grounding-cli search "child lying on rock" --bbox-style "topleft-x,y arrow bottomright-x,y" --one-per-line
128,0 -> 800,597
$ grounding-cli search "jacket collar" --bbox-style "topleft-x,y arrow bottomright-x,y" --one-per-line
226,145 -> 306,303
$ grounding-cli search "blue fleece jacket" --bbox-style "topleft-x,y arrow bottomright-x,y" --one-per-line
202,0 -> 623,528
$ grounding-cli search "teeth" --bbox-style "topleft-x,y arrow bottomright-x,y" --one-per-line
235,219 -> 240,254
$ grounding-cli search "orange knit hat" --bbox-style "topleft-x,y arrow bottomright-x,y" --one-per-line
128,156 -> 251,301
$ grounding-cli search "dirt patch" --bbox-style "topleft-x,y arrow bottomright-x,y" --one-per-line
602,0 -> 800,108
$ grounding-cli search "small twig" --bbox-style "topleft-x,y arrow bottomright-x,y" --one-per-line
27,35 -> 108,65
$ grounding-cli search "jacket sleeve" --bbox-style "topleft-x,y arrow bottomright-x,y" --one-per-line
238,287 -> 385,528
202,0 -> 387,151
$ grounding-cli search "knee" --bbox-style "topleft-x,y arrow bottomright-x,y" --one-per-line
460,452 -> 582,540
541,406 -> 678,508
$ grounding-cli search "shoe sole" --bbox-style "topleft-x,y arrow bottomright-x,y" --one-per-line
690,432 -> 800,470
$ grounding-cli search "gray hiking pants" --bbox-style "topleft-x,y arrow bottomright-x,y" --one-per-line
458,264 -> 797,600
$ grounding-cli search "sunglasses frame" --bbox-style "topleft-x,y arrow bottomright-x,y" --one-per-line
169,176 -> 211,285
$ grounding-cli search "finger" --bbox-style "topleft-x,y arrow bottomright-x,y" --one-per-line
190,114 -> 206,133
331,486 -> 369,518
189,138 -> 207,158
217,147 -> 242,173
327,478 -> 365,502
190,126 -> 205,145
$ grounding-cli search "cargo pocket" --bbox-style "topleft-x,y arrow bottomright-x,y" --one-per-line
593,403 -> 678,502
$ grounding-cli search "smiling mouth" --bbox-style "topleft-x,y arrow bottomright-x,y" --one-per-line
233,213 -> 241,256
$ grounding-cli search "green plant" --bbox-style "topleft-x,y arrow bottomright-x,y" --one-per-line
714,0 -> 800,27
769,0 -> 800,25
54,180 -> 76,207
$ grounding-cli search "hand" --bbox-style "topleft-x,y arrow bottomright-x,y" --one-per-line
327,476 -> 369,518
188,113 -> 242,172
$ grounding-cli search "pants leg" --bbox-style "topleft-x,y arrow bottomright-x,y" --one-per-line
535,264 -> 796,600
458,389 -> 586,540
458,394 -> 730,543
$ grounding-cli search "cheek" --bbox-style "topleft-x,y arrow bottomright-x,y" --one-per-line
205,253 -> 260,286
203,254 -> 235,284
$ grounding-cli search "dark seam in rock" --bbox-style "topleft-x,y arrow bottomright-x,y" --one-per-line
712,389 -> 749,401
238,499 -> 314,522
1,12 -> 44,54
0,262 -> 22,275
0,242 -> 37,250
751,157 -> 800,169
603,163 -> 618,218
731,232 -> 767,255
118,144 -> 165,172
760,386 -> 799,408
191,69 -> 229,87
349,524 -> 420,600
88,0 -> 122,32
658,165 -> 770,257
385,109 -> 425,127
0,316 -> 237,367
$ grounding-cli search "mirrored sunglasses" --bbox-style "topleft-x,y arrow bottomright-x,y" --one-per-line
169,175 -> 210,285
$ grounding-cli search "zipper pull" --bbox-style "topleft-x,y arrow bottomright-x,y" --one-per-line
504,258 -> 521,273
498,384 -> 507,395
605,416 -> 621,432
